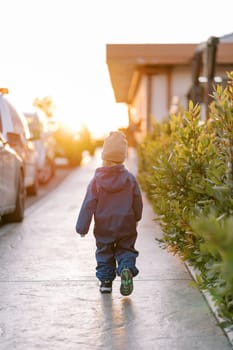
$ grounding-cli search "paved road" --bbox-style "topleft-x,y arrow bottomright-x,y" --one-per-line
0,150 -> 232,349
25,158 -> 74,209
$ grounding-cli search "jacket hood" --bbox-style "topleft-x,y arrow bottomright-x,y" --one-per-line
95,164 -> 130,193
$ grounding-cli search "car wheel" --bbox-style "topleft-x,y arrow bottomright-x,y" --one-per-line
88,143 -> 96,156
68,152 -> 82,167
4,171 -> 25,223
38,158 -> 55,184
27,171 -> 39,196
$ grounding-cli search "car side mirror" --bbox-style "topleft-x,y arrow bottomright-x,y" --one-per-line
6,132 -> 24,148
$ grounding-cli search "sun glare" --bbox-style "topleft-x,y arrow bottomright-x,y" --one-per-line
54,99 -> 129,139
6,82 -> 129,140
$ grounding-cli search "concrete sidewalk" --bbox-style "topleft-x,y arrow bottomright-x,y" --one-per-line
0,149 -> 232,349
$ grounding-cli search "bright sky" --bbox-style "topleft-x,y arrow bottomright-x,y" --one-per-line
1,0 -> 232,137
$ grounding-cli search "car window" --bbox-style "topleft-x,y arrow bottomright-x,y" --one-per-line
25,111 -> 49,134
0,111 -> 2,133
0,98 -> 4,133
25,113 -> 43,137
39,112 -> 49,133
0,95 -> 14,137
7,101 -> 30,139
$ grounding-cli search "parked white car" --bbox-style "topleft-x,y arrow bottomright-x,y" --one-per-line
24,110 -> 56,184
0,131 -> 25,222
0,89 -> 39,196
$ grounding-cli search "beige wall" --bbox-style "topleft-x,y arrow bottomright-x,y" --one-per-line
130,76 -> 148,143
151,75 -> 168,122
131,68 -> 192,139
170,67 -> 192,109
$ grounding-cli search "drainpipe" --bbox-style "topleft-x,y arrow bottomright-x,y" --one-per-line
204,36 -> 219,119
147,75 -> 152,133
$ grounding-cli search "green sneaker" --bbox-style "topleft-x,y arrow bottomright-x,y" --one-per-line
120,268 -> 133,296
99,280 -> 112,293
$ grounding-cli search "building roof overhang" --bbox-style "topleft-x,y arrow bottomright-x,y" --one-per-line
106,42 -> 233,104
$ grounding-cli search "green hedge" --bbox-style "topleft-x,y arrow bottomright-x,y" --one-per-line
137,71 -> 233,328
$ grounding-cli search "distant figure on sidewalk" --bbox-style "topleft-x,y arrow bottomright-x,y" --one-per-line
75,131 -> 143,296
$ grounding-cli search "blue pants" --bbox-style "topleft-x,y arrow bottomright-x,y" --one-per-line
94,231 -> 139,282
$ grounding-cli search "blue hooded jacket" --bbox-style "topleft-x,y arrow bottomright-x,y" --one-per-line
76,164 -> 143,236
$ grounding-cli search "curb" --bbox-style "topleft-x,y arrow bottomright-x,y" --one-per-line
185,263 -> 233,348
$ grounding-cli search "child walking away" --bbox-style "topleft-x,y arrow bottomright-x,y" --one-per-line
75,131 -> 143,296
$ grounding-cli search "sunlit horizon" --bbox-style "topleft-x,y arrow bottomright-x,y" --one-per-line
54,102 -> 129,138
2,63 -> 129,138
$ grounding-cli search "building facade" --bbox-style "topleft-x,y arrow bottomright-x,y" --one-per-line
106,35 -> 233,142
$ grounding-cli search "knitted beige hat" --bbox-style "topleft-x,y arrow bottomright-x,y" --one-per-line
101,131 -> 128,163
